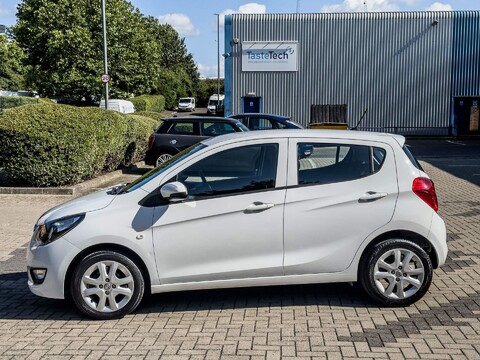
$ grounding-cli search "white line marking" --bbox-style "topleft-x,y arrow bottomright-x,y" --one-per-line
446,140 -> 466,146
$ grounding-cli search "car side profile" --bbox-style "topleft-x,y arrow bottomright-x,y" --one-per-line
144,116 -> 248,167
229,113 -> 305,130
27,130 -> 447,319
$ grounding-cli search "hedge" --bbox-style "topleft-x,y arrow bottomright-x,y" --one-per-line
131,94 -> 165,112
0,96 -> 39,110
123,114 -> 159,165
134,111 -> 166,126
0,103 -> 154,186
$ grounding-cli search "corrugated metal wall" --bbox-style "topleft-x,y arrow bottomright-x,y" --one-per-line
452,11 -> 480,97
227,12 -> 479,135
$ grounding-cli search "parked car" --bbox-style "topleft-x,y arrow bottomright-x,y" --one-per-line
177,97 -> 196,112
207,94 -> 225,116
99,99 -> 135,114
27,130 -> 447,319
144,116 -> 248,167
229,113 -> 305,130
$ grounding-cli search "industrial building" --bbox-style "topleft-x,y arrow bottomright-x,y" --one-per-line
224,11 -> 480,136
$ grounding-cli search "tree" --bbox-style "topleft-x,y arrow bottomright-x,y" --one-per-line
197,79 -> 224,107
0,35 -> 26,91
14,0 -> 162,102
144,17 -> 200,107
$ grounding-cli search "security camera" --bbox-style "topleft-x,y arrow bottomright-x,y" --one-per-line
233,38 -> 240,44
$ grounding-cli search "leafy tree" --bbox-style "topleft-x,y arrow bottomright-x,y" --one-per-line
144,17 -> 200,107
0,35 -> 26,91
15,0 -> 161,102
197,79 -> 224,107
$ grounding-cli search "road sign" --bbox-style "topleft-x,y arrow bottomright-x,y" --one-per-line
101,74 -> 111,83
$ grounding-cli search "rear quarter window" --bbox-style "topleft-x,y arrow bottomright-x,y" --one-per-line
403,145 -> 424,171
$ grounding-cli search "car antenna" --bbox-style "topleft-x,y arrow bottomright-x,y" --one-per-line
351,108 -> 368,130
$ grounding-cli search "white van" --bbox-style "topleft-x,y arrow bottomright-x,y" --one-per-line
207,94 -> 225,115
178,97 -> 196,112
99,99 -> 135,114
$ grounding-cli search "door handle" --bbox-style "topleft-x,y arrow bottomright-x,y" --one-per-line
244,202 -> 274,213
359,191 -> 388,203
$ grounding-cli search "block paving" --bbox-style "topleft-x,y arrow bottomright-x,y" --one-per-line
0,161 -> 479,359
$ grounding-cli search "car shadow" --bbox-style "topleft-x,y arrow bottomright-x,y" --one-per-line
0,271 -> 376,321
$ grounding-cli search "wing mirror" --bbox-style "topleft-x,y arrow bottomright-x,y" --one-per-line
160,182 -> 188,202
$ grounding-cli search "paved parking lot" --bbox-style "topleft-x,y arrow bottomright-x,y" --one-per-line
0,150 -> 479,359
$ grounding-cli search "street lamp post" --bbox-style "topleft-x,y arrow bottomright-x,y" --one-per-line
101,0 -> 109,109
214,13 -> 220,105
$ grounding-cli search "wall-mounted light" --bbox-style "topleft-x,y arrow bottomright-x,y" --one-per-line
247,92 -> 256,97
222,52 -> 232,58
233,38 -> 240,45
432,19 -> 439,26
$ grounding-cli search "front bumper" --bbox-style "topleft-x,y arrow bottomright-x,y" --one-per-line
27,237 -> 80,299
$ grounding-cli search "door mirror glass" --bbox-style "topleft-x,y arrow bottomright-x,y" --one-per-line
160,181 -> 188,202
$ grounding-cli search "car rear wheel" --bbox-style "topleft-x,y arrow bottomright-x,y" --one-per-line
70,251 -> 144,320
360,239 -> 432,306
156,153 -> 173,167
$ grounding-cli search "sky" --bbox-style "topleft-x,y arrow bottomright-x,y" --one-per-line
0,0 -> 478,78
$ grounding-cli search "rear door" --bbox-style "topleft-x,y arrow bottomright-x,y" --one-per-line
160,121 -> 202,151
284,139 -> 398,274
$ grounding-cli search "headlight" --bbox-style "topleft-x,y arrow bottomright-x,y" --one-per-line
34,214 -> 85,246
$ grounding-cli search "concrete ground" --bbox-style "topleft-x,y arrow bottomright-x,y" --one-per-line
0,143 -> 479,359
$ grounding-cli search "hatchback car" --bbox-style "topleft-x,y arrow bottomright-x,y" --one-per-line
28,130 -> 447,319
144,116 -> 248,166
229,113 -> 305,130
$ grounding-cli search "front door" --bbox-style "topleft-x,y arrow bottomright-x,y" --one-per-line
242,96 -> 262,113
284,139 -> 398,274
152,139 -> 287,284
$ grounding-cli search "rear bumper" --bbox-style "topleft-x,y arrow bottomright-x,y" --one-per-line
144,149 -> 157,166
429,213 -> 448,268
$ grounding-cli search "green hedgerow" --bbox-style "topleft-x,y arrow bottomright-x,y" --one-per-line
0,102 -> 154,186
131,94 -> 165,113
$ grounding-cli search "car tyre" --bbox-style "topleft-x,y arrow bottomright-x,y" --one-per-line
70,251 -> 145,320
359,239 -> 432,307
155,153 -> 173,167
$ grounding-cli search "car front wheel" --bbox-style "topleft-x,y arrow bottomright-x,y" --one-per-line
70,251 -> 145,320
360,239 -> 433,306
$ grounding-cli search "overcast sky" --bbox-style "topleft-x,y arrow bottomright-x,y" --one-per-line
0,0 -> 477,78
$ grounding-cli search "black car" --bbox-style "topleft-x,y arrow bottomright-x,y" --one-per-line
145,117 -> 249,166
229,113 -> 304,130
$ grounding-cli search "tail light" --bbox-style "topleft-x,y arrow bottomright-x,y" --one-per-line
148,134 -> 154,149
412,177 -> 438,212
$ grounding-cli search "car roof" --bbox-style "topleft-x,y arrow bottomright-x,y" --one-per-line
202,129 -> 405,147
164,116 -> 241,124
230,113 -> 290,120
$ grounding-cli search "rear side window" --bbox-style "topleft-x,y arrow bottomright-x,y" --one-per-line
403,145 -> 424,171
297,143 -> 386,185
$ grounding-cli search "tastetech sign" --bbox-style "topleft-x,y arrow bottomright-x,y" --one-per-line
242,42 -> 298,72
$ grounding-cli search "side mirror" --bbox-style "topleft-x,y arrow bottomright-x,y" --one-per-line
160,182 -> 188,202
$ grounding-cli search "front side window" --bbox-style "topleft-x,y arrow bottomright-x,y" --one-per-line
202,122 -> 236,136
168,122 -> 197,135
297,143 -> 386,185
175,144 -> 279,198
249,117 -> 274,130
